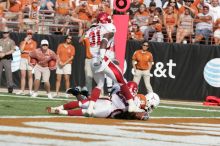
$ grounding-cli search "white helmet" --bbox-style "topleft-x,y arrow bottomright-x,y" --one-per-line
145,92 -> 160,113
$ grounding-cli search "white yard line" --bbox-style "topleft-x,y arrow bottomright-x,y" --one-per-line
0,94 -> 71,101
160,100 -> 204,106
0,116 -> 84,118
0,116 -> 219,119
159,105 -> 220,112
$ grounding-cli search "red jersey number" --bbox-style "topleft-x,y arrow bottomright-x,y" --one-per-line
89,29 -> 101,47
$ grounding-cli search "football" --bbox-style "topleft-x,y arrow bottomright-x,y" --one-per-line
30,58 -> 37,66
48,60 -> 56,70
134,112 -> 149,120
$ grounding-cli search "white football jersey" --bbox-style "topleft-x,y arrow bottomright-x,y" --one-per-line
85,23 -> 116,57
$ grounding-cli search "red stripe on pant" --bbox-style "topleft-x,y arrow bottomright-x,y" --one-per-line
108,61 -> 133,100
64,101 -> 79,110
90,87 -> 101,102
67,109 -> 83,116
107,61 -> 126,84
64,99 -> 89,109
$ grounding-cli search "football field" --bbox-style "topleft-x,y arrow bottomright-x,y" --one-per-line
0,92 -> 220,146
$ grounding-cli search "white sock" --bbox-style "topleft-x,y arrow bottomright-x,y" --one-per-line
56,105 -> 64,110
59,110 -> 68,115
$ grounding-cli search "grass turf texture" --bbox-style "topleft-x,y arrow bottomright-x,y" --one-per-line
0,93 -> 220,117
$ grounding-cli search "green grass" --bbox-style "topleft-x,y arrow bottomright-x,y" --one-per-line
0,93 -> 71,116
0,93 -> 220,117
151,106 -> 220,117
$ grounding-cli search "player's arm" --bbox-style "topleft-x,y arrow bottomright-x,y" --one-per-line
100,32 -> 114,58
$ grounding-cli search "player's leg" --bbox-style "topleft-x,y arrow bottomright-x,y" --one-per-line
106,75 -> 113,95
92,99 -> 113,118
85,58 -> 93,93
86,72 -> 105,115
47,99 -> 92,116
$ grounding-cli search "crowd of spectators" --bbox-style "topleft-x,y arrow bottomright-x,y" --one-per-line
1,0 -> 220,44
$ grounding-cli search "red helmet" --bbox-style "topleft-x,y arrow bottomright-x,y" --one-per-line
97,12 -> 111,24
127,81 -> 138,96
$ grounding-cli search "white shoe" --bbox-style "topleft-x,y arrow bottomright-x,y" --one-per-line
65,94 -> 70,98
48,93 -> 53,99
53,93 -> 59,98
16,90 -> 25,95
31,92 -> 38,98
29,91 -> 33,96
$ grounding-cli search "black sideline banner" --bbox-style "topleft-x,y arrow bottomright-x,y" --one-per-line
0,33 -> 220,101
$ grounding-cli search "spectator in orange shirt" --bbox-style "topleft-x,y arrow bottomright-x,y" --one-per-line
93,1 -> 112,18
0,9 -> 7,30
74,1 -> 93,36
29,39 -> 57,99
129,23 -> 144,41
8,0 -> 22,13
150,22 -> 164,42
88,0 -> 101,12
133,3 -> 149,33
176,8 -> 194,43
5,0 -> 23,31
55,35 -> 75,97
179,0 -> 200,16
20,0 -> 32,13
22,1 -> 39,32
163,5 -> 178,42
132,41 -> 153,93
17,30 -> 37,95
55,0 -> 72,32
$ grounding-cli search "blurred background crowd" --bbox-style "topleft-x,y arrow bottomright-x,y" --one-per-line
1,0 -> 220,44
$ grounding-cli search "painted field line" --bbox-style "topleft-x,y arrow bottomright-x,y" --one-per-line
160,100 -> 203,106
0,94 -> 71,101
159,105 -> 220,112
0,116 -> 85,118
0,115 -> 220,119
151,117 -> 220,119
0,99 -> 63,103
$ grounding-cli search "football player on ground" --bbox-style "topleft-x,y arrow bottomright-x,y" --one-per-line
46,81 -> 160,120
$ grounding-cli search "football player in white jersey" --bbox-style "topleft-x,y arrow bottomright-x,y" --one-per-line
83,12 -> 143,116
46,81 -> 160,120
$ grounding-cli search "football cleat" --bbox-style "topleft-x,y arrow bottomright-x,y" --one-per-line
81,86 -> 89,97
66,87 -> 81,96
